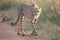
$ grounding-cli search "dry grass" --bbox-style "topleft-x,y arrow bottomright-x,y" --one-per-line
0,0 -> 60,40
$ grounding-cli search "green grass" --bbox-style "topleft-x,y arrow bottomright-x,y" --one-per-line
0,0 -> 60,40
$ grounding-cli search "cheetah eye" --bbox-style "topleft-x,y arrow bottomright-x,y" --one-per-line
37,10 -> 39,12
35,8 -> 39,13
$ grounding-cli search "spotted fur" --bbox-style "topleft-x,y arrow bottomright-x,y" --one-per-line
11,3 -> 42,36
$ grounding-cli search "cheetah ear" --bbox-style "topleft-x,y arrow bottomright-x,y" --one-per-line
31,4 -> 35,7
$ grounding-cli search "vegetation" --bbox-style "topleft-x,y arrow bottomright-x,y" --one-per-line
0,0 -> 60,40
0,0 -> 17,10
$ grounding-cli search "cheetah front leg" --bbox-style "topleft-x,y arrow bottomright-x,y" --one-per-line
30,20 -> 37,36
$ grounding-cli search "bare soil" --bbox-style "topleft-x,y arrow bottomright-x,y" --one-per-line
0,18 -> 40,40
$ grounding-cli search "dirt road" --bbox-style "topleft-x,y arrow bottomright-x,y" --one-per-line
0,18 -> 39,40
